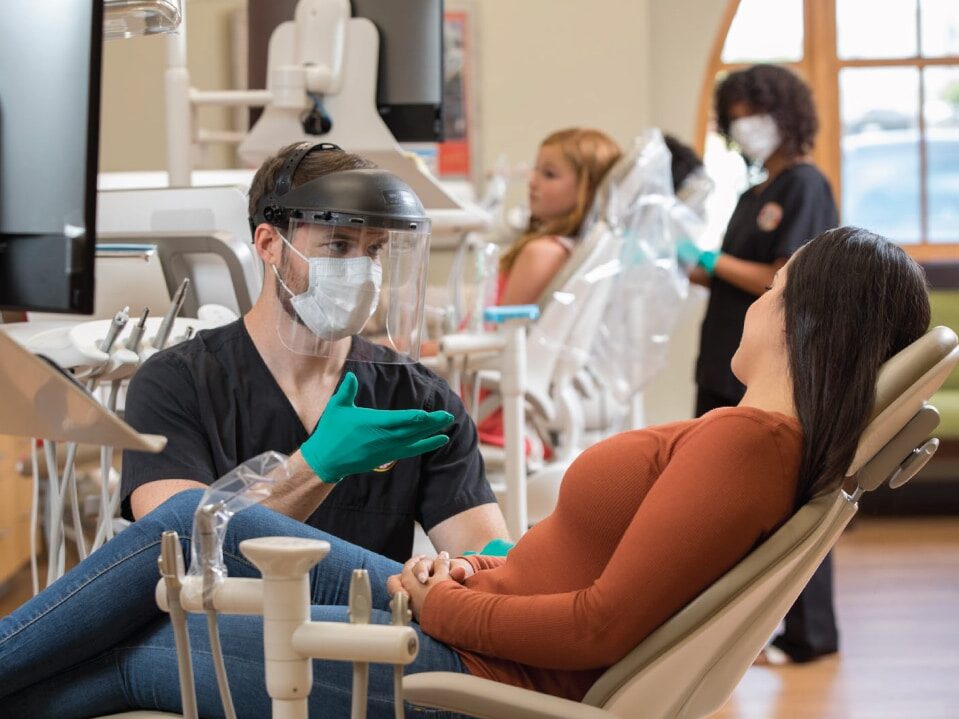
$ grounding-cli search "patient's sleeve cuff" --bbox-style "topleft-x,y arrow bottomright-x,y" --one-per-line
419,579 -> 467,637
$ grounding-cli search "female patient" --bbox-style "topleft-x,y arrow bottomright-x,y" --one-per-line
475,127 -> 620,449
496,127 -> 621,306
0,227 -> 930,717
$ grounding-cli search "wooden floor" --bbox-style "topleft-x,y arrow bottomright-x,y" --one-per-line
715,517 -> 959,719
3,517 -> 958,718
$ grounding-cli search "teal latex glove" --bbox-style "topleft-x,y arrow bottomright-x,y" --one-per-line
301,372 -> 454,483
676,239 -> 703,267
462,538 -> 515,557
676,239 -> 720,276
699,248 -> 720,275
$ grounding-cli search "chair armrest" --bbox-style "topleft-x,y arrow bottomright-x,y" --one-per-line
403,672 -> 614,719
484,304 -> 541,324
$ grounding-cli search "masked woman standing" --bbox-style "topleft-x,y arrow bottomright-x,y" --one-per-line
679,64 -> 840,664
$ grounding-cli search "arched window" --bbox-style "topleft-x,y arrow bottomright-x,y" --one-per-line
698,0 -> 959,259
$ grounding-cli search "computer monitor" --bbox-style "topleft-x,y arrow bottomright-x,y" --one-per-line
0,0 -> 103,313
351,0 -> 444,142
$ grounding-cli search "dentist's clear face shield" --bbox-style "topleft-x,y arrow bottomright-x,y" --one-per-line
253,155 -> 431,363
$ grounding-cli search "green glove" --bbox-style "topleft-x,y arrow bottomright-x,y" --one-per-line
676,239 -> 720,276
676,239 -> 703,267
698,248 -> 720,275
301,372 -> 454,483
462,538 -> 515,557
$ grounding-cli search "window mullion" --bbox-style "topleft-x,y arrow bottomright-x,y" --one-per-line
807,0 -> 842,206
916,1 -> 929,245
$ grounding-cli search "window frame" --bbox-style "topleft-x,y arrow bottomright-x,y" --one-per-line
697,0 -> 959,260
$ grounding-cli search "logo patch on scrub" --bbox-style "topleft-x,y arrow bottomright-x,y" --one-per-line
756,202 -> 784,232
373,460 -> 397,473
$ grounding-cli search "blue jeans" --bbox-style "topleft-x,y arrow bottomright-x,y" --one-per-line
0,490 -> 470,718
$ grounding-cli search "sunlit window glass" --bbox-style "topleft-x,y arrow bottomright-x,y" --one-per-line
920,0 -> 959,57
923,67 -> 959,242
840,68 -> 921,244
720,0 -> 803,64
837,0 -> 917,60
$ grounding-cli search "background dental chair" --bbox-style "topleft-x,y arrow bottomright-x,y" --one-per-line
441,132 -> 694,531
402,324 -> 959,719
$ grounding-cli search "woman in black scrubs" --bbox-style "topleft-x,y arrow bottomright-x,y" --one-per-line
681,64 -> 840,663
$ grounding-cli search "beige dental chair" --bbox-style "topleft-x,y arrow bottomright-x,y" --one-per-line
98,326 -> 959,719
402,325 -> 959,719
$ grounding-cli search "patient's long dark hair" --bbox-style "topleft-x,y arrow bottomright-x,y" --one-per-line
783,227 -> 930,504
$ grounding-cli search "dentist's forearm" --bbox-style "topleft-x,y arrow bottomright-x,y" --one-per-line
260,451 -> 335,521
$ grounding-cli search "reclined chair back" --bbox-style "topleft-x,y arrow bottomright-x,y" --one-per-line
581,325 -> 959,718
522,222 -> 620,413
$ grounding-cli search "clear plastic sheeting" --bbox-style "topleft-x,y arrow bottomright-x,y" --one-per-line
188,451 -> 288,580
584,130 -> 702,405
447,239 -> 501,333
676,168 -> 715,220
442,159 -> 515,335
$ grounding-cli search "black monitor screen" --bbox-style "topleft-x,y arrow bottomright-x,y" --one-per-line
351,0 -> 444,142
0,0 -> 103,313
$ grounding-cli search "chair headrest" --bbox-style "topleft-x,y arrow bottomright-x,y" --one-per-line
847,325 -> 959,476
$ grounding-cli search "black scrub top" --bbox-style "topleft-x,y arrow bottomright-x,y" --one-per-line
696,163 -> 838,401
120,320 -> 495,562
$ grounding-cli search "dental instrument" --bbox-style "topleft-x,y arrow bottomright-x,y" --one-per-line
52,304 -> 134,566
153,277 -> 191,350
158,530 -> 198,719
96,305 -> 130,355
124,307 -> 150,352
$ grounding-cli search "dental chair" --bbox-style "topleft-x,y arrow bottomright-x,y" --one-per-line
96,325 -> 958,719
439,219 -> 623,536
401,324 -> 959,718
442,132 -> 695,531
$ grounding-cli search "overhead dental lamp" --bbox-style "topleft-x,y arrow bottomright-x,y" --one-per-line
103,0 -> 183,40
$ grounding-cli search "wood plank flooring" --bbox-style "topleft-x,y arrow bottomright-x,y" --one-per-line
714,517 -> 959,719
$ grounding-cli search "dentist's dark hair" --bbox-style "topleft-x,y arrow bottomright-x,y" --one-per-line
783,227 -> 929,505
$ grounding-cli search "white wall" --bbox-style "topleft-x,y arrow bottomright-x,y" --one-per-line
648,0 -> 728,145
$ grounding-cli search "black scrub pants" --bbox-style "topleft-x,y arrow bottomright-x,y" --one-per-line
695,385 -> 839,662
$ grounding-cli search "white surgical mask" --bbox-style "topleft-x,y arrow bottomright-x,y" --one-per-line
273,238 -> 382,341
729,114 -> 782,166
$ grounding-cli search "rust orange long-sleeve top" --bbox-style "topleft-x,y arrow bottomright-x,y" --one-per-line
419,406 -> 802,701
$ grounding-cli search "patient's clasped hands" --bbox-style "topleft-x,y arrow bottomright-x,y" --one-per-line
300,371 -> 455,483
387,552 -> 474,620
